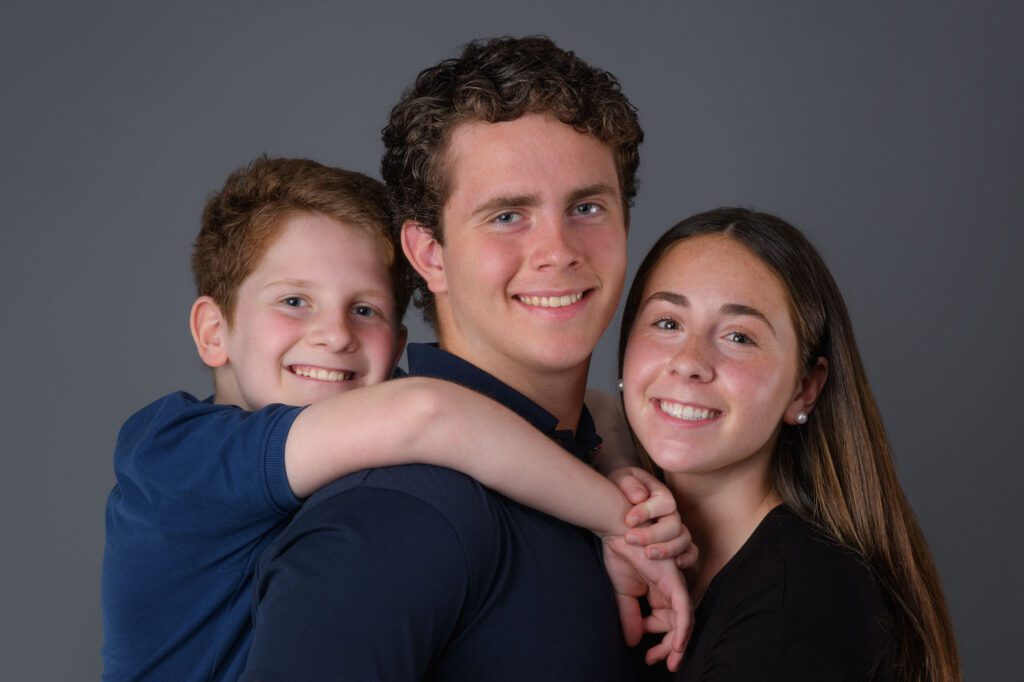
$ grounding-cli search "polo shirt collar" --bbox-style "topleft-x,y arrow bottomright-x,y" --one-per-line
406,343 -> 602,463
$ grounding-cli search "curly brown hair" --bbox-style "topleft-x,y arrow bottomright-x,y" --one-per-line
192,155 -> 410,324
381,36 -> 643,325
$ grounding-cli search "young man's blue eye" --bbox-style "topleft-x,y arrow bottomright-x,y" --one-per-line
495,212 -> 518,224
574,202 -> 600,216
352,305 -> 375,317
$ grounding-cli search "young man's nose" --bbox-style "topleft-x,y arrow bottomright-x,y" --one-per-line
308,310 -> 358,352
667,336 -> 715,382
530,218 -> 582,270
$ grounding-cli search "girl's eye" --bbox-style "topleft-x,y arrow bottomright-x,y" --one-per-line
573,202 -> 602,216
352,305 -> 377,318
654,317 -> 680,331
282,296 -> 306,308
724,331 -> 753,345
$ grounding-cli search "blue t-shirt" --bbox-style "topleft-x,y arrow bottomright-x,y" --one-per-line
241,344 -> 642,681
101,392 -> 303,681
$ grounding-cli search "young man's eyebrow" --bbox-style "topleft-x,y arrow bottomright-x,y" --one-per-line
470,194 -> 539,219
566,183 -> 619,204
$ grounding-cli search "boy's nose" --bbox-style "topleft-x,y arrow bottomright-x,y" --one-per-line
308,311 -> 358,353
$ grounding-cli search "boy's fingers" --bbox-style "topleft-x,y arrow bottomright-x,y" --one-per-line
614,475 -> 650,506
627,520 -> 684,550
615,593 -> 644,647
674,543 -> 700,569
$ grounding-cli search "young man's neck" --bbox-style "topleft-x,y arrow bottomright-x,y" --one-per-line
435,339 -> 591,432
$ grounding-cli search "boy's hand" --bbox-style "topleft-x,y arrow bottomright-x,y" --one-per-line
609,467 -> 699,569
601,537 -> 691,671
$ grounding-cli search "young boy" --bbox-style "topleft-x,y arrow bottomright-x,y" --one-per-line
102,156 -> 691,681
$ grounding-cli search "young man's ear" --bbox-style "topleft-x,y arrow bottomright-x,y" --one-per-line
400,220 -> 447,295
190,296 -> 229,368
784,357 -> 829,425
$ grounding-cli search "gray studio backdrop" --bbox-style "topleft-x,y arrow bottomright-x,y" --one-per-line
2,1 -> 1020,679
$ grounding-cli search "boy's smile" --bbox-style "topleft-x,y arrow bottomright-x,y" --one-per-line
414,114 -> 627,403
207,212 -> 404,411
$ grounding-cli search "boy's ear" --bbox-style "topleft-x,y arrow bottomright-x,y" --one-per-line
783,357 -> 829,425
401,220 -> 447,295
190,296 -> 229,368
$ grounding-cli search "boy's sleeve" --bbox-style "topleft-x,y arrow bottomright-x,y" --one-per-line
110,392 -> 304,540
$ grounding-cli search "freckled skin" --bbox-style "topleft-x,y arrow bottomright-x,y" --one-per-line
623,235 -> 805,488
215,213 -> 402,411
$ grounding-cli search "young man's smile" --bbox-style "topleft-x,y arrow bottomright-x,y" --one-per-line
412,113 -> 627,399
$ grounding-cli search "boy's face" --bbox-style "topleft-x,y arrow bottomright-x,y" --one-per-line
420,113 -> 627,387
212,212 -> 404,411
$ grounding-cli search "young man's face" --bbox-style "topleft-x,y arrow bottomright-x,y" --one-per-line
423,113 -> 627,386
213,212 -> 404,411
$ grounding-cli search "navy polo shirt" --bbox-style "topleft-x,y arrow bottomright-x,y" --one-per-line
242,344 -> 641,681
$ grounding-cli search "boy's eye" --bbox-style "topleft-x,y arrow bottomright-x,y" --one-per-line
282,296 -> 306,308
573,202 -> 602,216
654,317 -> 679,331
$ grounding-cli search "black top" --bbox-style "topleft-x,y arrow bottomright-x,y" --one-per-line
673,505 -> 894,681
242,343 -> 642,681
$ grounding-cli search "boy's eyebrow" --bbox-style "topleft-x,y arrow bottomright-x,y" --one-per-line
641,292 -> 777,335
471,194 -> 539,219
262,279 -> 314,290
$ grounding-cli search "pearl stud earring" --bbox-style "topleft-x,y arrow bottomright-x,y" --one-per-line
796,411 -> 808,424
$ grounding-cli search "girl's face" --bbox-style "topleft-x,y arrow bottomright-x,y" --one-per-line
623,235 -> 816,483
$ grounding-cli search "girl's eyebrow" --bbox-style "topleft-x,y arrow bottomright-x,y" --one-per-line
719,303 -> 776,336
642,291 -> 776,335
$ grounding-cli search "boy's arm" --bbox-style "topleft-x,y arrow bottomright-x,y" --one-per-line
286,376 -> 629,534
286,376 -> 692,665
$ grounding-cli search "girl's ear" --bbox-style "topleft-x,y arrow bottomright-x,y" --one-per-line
190,296 -> 229,368
784,357 -> 829,424
401,220 -> 448,295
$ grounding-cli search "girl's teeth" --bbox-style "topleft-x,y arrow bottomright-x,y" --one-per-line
659,400 -> 717,421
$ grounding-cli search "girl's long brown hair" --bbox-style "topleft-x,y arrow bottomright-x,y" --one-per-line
619,208 -> 959,681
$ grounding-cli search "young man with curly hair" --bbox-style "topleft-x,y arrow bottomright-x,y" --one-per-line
242,37 -> 686,681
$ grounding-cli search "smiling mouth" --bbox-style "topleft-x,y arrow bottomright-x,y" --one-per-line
658,400 -> 721,422
288,365 -> 355,382
515,291 -> 588,308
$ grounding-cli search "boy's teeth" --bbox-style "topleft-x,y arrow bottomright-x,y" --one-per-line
292,366 -> 352,382
658,400 -> 719,421
519,292 -> 583,308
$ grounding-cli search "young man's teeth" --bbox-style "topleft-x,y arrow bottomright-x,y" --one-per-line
659,400 -> 718,421
519,293 -> 583,308
293,366 -> 352,382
